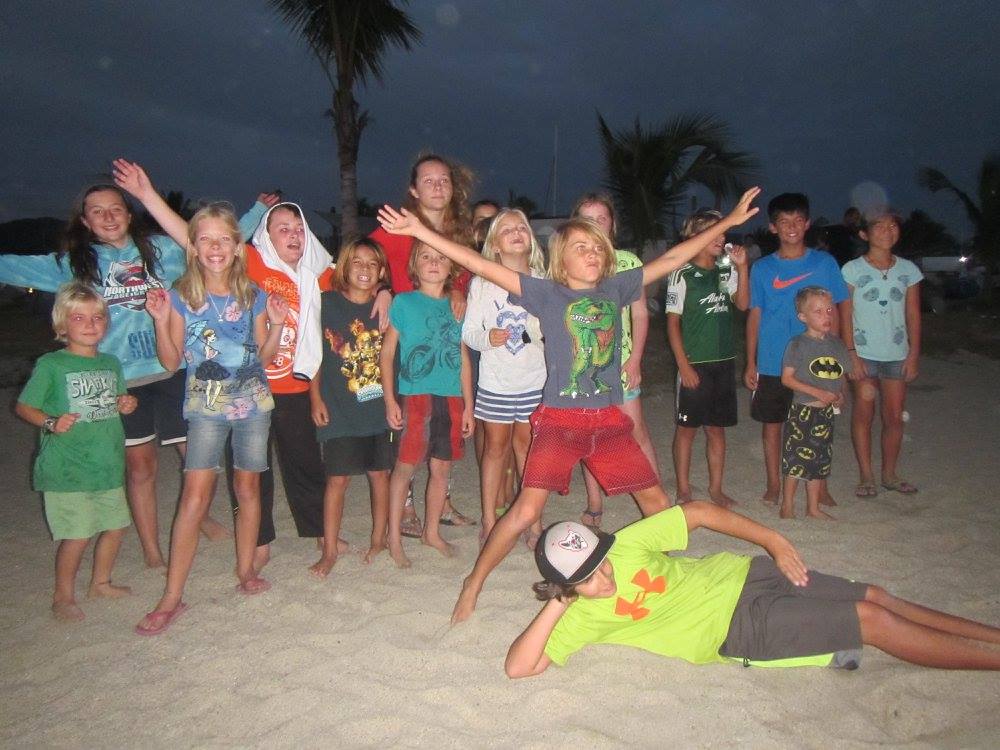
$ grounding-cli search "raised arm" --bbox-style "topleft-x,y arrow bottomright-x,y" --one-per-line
680,500 -> 808,586
377,206 -> 522,297
642,187 -> 760,286
112,159 -> 189,248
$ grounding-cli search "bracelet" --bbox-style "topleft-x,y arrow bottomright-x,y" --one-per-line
847,348 -> 856,352
42,416 -> 57,433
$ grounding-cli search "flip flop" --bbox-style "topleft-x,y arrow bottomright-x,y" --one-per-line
882,479 -> 918,494
400,516 -> 423,539
854,483 -> 878,498
580,509 -> 603,529
135,603 -> 188,636
440,509 -> 476,527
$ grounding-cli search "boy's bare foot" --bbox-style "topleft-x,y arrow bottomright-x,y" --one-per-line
253,544 -> 271,573
236,576 -> 271,595
308,554 -> 338,578
422,534 -> 456,558
779,506 -> 796,519
806,509 -> 836,520
52,601 -> 85,621
144,554 -> 166,569
389,545 -> 411,569
314,537 -> 351,553
819,488 -> 837,507
87,580 -> 132,599
200,516 -> 232,541
761,492 -> 780,505
675,492 -> 692,505
451,578 -> 479,624
362,542 -> 385,564
709,490 -> 737,508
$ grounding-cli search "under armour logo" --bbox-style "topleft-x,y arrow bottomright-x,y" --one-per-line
614,569 -> 666,621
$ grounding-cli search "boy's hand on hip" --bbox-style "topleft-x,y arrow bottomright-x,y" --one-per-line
767,535 -> 809,587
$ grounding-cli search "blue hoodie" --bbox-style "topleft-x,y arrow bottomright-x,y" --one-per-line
0,203 -> 266,385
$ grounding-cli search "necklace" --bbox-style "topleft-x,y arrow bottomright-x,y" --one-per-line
207,292 -> 232,322
865,254 -> 895,281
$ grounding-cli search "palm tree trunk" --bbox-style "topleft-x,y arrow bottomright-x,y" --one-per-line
333,87 -> 362,241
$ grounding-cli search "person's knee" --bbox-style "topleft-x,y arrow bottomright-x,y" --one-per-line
126,444 -> 158,483
232,471 -> 261,500
327,475 -> 351,491
483,438 -> 509,461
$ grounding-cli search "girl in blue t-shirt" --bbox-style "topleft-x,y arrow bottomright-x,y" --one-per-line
135,204 -> 287,636
380,242 -> 474,568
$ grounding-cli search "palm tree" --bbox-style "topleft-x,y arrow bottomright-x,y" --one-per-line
917,155 -> 1000,268
598,113 -> 758,255
268,0 -> 420,240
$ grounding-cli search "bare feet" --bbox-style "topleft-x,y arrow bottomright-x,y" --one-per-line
761,492 -> 780,505
314,537 -> 351,553
52,600 -> 85,621
362,541 -> 385,564
806,509 -> 836,520
674,492 -> 693,505
308,554 -> 338,579
451,578 -> 479,624
709,490 -> 737,508
819,489 -> 837,507
236,575 -> 271,595
200,516 -> 232,541
87,580 -> 132,599
422,534 -> 456,558
389,544 -> 411,569
779,505 -> 796,519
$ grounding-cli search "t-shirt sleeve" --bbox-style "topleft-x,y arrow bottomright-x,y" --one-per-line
388,295 -> 404,330
251,286 -> 268,318
543,605 -> 591,666
841,259 -> 857,288
613,267 -> 644,307
508,273 -> 545,315
781,337 -> 800,370
18,356 -> 54,410
664,270 -> 686,315
461,277 -> 492,353
901,259 -> 924,286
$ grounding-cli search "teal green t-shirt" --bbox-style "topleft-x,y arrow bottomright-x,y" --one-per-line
388,291 -> 462,397
18,350 -> 127,492
544,507 -> 751,666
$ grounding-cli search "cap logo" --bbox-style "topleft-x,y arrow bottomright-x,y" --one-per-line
558,530 -> 588,552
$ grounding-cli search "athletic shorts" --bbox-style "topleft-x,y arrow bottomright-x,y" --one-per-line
474,387 -> 543,424
522,404 -> 658,496
122,370 -> 187,446
185,412 -> 271,472
675,359 -> 737,428
397,394 -> 465,465
322,431 -> 396,476
44,487 -> 130,540
782,404 -> 835,480
859,358 -> 905,380
719,556 -> 867,666
751,374 -> 794,424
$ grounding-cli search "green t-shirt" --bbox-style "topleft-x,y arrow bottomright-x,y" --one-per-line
18,350 -> 127,492
544,507 -> 751,666
665,262 -> 739,364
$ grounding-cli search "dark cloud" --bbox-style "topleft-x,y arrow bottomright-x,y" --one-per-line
1,0 -> 997,239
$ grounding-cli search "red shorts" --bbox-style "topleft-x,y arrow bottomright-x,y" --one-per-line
522,404 -> 658,495
397,394 -> 465,465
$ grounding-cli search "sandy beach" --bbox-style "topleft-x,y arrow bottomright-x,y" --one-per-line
1,319 -> 999,748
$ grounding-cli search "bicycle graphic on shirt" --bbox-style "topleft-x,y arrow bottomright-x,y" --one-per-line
402,309 -> 462,382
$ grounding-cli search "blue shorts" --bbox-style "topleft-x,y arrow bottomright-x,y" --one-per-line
474,387 -> 543,424
859,358 -> 905,380
185,412 -> 271,472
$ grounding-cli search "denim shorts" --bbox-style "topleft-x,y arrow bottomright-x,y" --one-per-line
858,358 -> 905,380
185,412 -> 271,472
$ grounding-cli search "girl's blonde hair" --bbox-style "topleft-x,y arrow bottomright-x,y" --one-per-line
404,153 -> 475,249
407,240 -> 458,290
547,218 -> 616,285
174,204 -> 254,311
571,192 -> 617,242
480,208 -> 546,276
51,280 -> 107,342
680,209 -> 723,240
332,237 -> 388,292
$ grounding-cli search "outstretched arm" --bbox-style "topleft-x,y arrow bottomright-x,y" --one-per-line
642,187 -> 761,286
681,501 -> 808,586
112,159 -> 189,248
377,206 -> 522,297
505,598 -> 568,678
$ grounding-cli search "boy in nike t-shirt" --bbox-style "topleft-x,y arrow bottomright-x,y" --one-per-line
744,193 -> 848,506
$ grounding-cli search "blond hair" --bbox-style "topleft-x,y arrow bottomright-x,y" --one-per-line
547,218 -> 616,285
680,209 -> 723,240
480,208 -> 546,276
332,237 -> 388,293
794,285 -> 833,313
174,204 -> 255,311
51,280 -> 107,342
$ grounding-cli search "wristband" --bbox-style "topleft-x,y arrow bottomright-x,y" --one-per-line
42,416 -> 57,433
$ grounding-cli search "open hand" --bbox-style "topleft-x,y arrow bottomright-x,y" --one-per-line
767,535 -> 809,587
370,288 -> 392,332
117,394 -> 138,415
728,244 -> 747,266
145,288 -> 172,321
726,187 -> 762,227
112,158 -> 154,202
256,192 -> 282,208
266,294 -> 289,325
377,205 -> 424,237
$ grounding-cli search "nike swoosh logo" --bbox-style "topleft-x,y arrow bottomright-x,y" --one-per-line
772,272 -> 813,289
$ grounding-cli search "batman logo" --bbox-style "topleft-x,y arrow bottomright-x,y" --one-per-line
811,423 -> 830,439
787,464 -> 806,478
796,446 -> 816,460
789,421 -> 803,441
809,356 -> 843,380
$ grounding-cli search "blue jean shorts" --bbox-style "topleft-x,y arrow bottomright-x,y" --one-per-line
185,412 -> 271,472
859,358 -> 905,380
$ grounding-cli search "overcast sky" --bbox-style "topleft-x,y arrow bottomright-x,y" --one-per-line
1,1 -> 997,239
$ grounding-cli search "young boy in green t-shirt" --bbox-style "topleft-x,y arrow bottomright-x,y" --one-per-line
506,505 -> 1000,676
16,281 -> 138,621
665,209 -> 749,506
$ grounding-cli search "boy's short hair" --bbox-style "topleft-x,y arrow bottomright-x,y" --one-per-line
794,285 -> 832,313
331,237 -> 388,292
860,206 -> 901,231
680,208 -> 723,240
406,240 -> 458,290
52,280 -> 107,342
547,218 -> 616,285
767,193 -> 810,223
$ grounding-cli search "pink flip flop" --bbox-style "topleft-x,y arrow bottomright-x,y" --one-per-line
236,576 -> 271,595
134,603 -> 188,636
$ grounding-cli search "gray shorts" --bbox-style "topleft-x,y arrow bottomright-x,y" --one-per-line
859,357 -> 905,380
719,557 -> 868,665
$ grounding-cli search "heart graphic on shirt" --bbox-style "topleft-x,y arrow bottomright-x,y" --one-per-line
497,309 -> 528,354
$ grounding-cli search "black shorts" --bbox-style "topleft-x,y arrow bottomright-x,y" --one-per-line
675,359 -> 737,428
750,374 -> 794,424
122,370 -> 187,446
719,557 -> 868,665
322,431 -> 396,476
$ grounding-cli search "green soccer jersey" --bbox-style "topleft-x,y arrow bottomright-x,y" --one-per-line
665,262 -> 739,364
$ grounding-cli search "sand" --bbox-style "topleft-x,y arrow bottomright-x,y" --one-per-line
1,337 -> 999,748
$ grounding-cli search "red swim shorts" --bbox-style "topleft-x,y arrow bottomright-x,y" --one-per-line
397,394 -> 465,465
